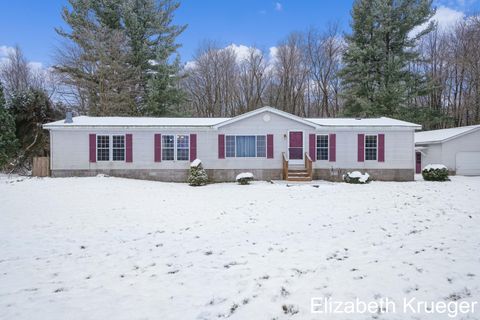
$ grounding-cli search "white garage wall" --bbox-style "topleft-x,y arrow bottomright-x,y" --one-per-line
442,130 -> 480,171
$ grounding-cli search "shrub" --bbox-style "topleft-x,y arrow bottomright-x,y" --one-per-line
422,164 -> 449,181
343,171 -> 371,184
236,172 -> 254,185
187,159 -> 208,186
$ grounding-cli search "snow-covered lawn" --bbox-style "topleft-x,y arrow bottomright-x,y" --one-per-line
1,176 -> 479,320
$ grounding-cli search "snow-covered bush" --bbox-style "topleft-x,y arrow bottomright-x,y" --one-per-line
422,164 -> 449,181
187,159 -> 208,186
343,171 -> 371,184
236,172 -> 254,185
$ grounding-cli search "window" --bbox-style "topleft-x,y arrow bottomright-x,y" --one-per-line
176,135 -> 189,161
162,134 -> 190,161
365,135 -> 377,160
162,135 -> 175,161
226,136 -> 236,158
225,135 -> 266,158
97,135 -> 110,161
316,135 -> 329,160
256,136 -> 266,157
97,135 -> 126,162
112,135 -> 125,161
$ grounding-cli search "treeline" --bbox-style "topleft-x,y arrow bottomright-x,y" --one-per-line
181,3 -> 480,129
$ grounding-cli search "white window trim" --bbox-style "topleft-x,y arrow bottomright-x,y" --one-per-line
225,135 -> 267,158
364,134 -> 378,161
162,134 -> 190,162
96,134 -> 126,162
316,134 -> 329,161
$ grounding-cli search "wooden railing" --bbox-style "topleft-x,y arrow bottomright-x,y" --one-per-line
282,152 -> 289,180
305,152 -> 313,179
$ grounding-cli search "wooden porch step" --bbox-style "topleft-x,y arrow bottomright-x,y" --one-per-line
287,176 -> 312,182
288,171 -> 310,177
287,169 -> 312,181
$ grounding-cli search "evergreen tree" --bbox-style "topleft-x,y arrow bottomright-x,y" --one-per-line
187,160 -> 208,186
8,89 -> 58,163
0,83 -> 18,168
55,0 -> 186,116
340,0 -> 435,117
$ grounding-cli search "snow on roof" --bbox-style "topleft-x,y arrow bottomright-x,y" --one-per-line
43,116 -> 230,128
307,117 -> 421,127
415,125 -> 480,144
43,109 -> 421,129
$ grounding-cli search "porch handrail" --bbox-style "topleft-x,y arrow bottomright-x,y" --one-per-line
282,152 -> 289,180
305,152 -> 313,179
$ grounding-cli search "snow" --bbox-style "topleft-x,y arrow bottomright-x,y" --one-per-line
346,171 -> 370,183
1,176 -> 480,319
415,125 -> 480,144
236,172 -> 254,180
307,117 -> 421,128
190,159 -> 202,168
423,164 -> 448,171
43,116 -> 230,128
43,106 -> 421,129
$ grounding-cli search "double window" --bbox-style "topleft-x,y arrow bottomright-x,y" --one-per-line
316,135 -> 329,160
365,135 -> 377,161
225,135 -> 266,158
162,134 -> 190,161
97,135 -> 125,162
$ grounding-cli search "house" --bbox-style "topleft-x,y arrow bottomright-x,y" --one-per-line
415,125 -> 480,176
43,106 -> 421,182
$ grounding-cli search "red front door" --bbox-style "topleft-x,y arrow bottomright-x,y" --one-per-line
416,152 -> 422,174
289,131 -> 303,160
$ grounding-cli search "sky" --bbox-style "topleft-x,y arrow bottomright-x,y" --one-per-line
0,0 -> 479,69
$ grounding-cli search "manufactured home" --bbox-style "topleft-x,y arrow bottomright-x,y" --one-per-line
415,125 -> 480,176
43,107 -> 421,182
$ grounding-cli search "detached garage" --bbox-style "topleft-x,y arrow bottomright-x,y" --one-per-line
415,125 -> 480,176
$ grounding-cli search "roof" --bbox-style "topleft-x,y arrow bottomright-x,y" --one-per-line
212,107 -> 319,129
307,117 -> 421,128
415,125 -> 480,144
43,116 -> 230,128
43,106 -> 421,129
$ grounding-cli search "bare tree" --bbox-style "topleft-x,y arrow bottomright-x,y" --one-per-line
303,24 -> 344,117
0,46 -> 33,96
237,47 -> 270,114
268,33 -> 310,116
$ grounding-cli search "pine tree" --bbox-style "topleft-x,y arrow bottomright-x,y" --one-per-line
0,83 -> 18,168
341,0 -> 435,117
187,160 -> 208,186
55,0 -> 186,116
124,0 -> 186,116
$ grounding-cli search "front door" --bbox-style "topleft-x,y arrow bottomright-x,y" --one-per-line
288,131 -> 304,164
416,151 -> 422,174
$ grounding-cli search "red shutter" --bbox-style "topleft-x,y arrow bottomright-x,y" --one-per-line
154,134 -> 161,162
329,133 -> 336,162
125,134 -> 133,162
89,134 -> 96,163
190,134 -> 197,161
378,133 -> 385,162
309,134 -> 316,161
358,134 -> 365,162
267,134 -> 274,159
218,134 -> 225,159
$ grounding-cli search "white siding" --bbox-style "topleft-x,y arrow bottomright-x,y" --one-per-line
442,130 -> 480,170
50,110 -> 416,171
420,144 -> 443,169
313,129 -> 415,170
419,129 -> 480,172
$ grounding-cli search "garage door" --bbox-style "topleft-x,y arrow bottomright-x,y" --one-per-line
456,152 -> 480,176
